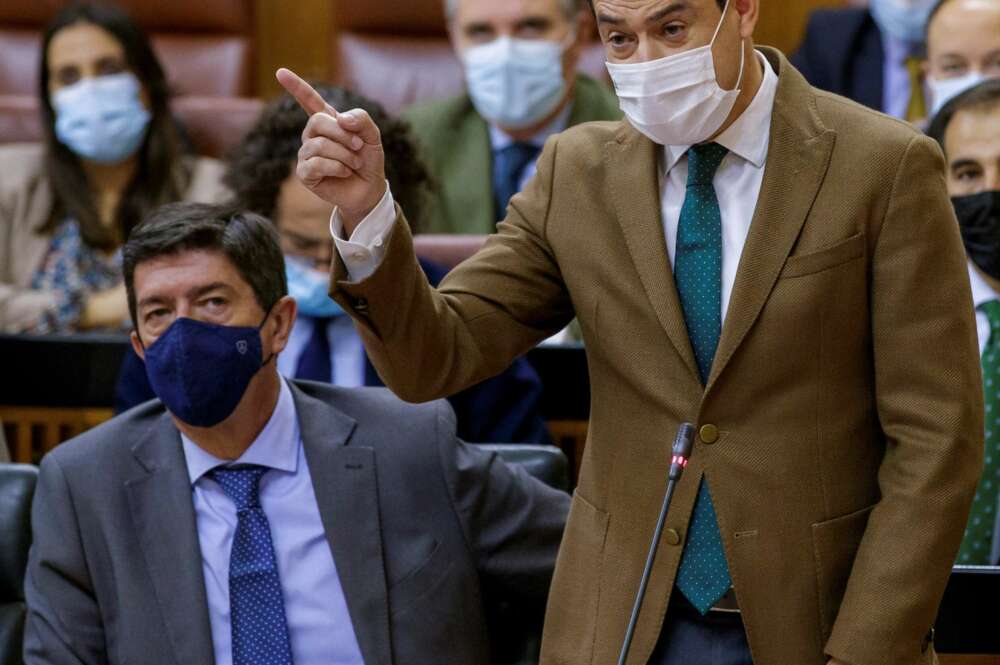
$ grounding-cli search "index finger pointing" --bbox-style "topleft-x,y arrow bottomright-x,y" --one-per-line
276,68 -> 336,117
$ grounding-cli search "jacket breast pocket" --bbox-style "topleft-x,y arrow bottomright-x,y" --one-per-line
388,539 -> 455,618
780,233 -> 865,279
811,503 -> 876,642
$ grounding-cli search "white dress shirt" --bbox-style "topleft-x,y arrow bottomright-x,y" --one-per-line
277,315 -> 367,387
182,379 -> 365,665
661,50 -> 777,322
333,50 -> 778,325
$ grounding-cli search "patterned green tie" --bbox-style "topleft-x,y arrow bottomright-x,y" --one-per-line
958,299 -> 1000,564
673,142 -> 733,614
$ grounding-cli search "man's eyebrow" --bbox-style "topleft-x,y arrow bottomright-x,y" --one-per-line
187,282 -> 233,300
596,2 -> 689,28
137,295 -> 168,310
949,158 -> 981,171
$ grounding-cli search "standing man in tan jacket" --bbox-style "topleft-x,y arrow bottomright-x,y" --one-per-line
277,0 -> 984,663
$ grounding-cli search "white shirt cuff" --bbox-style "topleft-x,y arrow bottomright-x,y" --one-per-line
330,183 -> 396,282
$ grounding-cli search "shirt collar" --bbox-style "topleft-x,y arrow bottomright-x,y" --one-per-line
968,261 -> 1000,309
489,102 -> 573,152
181,378 -> 300,485
880,29 -> 924,65
663,49 -> 778,173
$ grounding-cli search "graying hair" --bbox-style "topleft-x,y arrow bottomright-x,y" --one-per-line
444,0 -> 584,20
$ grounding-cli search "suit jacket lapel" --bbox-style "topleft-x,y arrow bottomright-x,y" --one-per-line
443,104 -> 495,234
706,50 -> 836,393
292,383 -> 393,665
608,126 -> 702,382
125,413 -> 215,665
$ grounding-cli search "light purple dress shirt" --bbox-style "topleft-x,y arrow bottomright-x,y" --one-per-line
181,379 -> 365,665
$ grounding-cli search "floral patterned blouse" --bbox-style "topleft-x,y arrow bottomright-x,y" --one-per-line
30,219 -> 125,334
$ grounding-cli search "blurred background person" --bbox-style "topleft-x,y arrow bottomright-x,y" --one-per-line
793,0 -> 936,121
925,0 -> 1000,116
115,84 -> 552,445
404,0 -> 620,234
0,2 -> 226,335
928,79 -> 1000,566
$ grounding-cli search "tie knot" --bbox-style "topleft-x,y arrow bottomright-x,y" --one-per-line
686,143 -> 729,187
981,300 -> 1000,334
498,142 -> 541,170
210,464 -> 268,511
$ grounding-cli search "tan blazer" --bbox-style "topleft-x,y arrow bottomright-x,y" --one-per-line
0,143 -> 228,332
331,49 -> 984,665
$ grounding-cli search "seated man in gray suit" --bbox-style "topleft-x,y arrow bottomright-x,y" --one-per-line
24,202 -> 569,665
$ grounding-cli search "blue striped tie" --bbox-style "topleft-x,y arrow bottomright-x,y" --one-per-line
673,143 -> 733,615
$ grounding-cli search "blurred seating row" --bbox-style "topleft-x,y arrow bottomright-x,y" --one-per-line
0,0 -> 609,157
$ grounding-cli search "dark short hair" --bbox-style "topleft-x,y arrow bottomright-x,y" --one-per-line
926,79 -> 1000,152
123,203 -> 288,329
40,2 -> 188,251
587,0 -> 726,13
224,84 -> 433,233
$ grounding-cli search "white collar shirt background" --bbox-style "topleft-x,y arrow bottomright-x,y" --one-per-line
660,49 -> 779,324
276,315 -> 367,387
181,378 -> 365,665
489,102 -> 573,193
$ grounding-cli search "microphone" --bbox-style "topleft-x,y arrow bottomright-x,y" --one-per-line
616,423 -> 696,665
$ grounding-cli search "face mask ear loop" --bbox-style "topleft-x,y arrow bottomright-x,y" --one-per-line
709,0 -> 745,93
258,301 -> 280,369
710,0 -> 733,45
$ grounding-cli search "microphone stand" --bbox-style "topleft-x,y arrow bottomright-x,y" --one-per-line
615,423 -> 696,665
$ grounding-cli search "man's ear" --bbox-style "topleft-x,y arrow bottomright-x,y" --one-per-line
266,296 -> 298,357
734,0 -> 759,40
130,330 -> 146,361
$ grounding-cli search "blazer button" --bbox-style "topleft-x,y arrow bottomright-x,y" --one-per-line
700,424 -> 720,445
665,528 -> 682,546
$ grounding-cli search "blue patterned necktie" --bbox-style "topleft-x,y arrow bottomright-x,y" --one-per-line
958,300 -> 1000,564
211,465 -> 294,665
493,142 -> 541,221
673,142 -> 733,614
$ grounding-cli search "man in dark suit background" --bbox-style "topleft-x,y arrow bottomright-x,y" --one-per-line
792,0 -> 937,121
25,202 -> 568,665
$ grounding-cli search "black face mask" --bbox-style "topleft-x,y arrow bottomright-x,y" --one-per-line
953,190 -> 1000,281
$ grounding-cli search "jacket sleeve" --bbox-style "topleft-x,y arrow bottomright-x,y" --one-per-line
0,193 -> 57,333
825,135 -> 984,665
329,134 -> 575,403
23,454 -> 108,665
433,401 -> 570,603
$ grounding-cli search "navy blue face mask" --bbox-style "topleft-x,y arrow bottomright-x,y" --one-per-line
143,314 -> 274,428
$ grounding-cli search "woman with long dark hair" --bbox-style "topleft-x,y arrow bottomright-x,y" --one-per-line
0,2 -> 227,333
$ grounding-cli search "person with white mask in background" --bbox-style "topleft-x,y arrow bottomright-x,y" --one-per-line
277,0 -> 983,661
0,3 -> 226,334
925,0 -> 1000,116
403,0 -> 621,234
793,0 -> 937,121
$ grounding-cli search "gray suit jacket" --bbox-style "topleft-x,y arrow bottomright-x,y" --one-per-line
24,381 -> 569,665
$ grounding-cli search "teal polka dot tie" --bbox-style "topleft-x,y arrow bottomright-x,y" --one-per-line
958,300 -> 1000,564
673,142 -> 733,614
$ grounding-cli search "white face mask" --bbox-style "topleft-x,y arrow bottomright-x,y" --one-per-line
606,0 -> 745,147
462,35 -> 569,130
928,71 -> 991,116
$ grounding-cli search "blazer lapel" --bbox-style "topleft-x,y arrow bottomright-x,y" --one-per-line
292,384 -> 393,665
706,50 -> 836,393
125,413 -> 215,665
443,105 -> 495,234
608,126 -> 701,382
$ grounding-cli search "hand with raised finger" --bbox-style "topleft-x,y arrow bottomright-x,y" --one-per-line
276,68 -> 388,235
